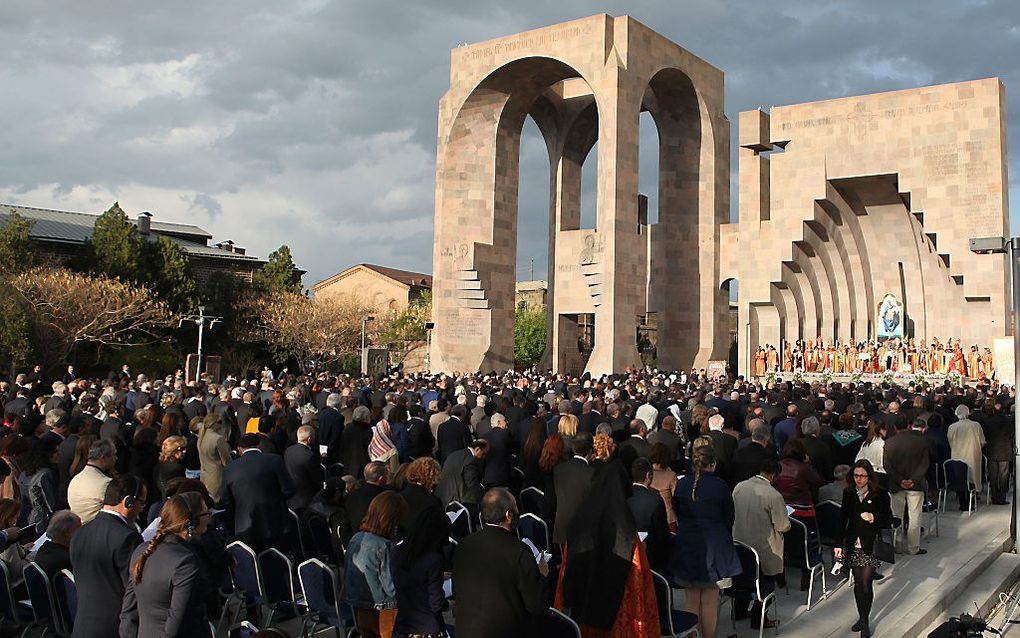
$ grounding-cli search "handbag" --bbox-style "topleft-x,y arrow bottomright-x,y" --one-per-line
872,529 -> 896,564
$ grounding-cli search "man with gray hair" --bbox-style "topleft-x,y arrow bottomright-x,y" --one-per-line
340,405 -> 374,479
67,439 -> 116,523
41,408 -> 70,446
285,425 -> 323,511
948,405 -> 986,512
317,393 -> 345,462
471,395 -> 488,430
799,415 -> 833,483
733,420 -> 774,484
30,510 -> 81,576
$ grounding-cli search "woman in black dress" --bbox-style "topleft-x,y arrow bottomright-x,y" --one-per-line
833,459 -> 893,637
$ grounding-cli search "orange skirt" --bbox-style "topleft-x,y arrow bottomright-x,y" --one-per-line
554,538 -> 659,638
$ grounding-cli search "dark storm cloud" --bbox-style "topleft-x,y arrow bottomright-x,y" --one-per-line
0,0 -> 1015,286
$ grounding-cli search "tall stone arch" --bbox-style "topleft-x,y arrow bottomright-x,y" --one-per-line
431,15 -> 729,374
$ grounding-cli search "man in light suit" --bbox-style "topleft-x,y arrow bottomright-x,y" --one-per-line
222,433 -> 295,552
732,459 -> 789,629
69,475 -> 146,638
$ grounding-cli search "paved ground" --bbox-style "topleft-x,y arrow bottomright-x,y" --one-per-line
696,503 -> 1012,638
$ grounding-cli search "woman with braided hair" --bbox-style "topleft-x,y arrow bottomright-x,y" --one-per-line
119,491 -> 213,638
670,446 -> 741,638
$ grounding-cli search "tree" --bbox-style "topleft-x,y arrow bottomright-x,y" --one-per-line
380,290 -> 432,366
148,236 -> 199,313
514,306 -> 547,367
85,202 -> 145,281
0,211 -> 37,275
254,245 -> 302,294
249,291 -> 376,373
9,268 -> 174,370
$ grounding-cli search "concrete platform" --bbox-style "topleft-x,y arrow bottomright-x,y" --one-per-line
696,503 -> 1014,638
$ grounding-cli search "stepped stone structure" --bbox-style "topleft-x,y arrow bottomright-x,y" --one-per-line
430,14 -> 1010,375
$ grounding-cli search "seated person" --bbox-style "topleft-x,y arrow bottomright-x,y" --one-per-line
818,464 -> 851,503
30,510 -> 81,576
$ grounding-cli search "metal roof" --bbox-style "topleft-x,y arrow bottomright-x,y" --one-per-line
1,203 -> 262,263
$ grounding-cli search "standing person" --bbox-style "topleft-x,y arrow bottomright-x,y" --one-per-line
883,417 -> 930,555
368,418 -> 400,477
627,458 -> 671,573
548,434 -> 595,546
220,434 -> 295,552
392,494 -> 447,638
731,459 -> 789,630
947,405 -> 986,511
399,458 -> 449,559
119,492 -> 213,638
855,418 -> 888,489
480,413 -> 513,488
154,436 -> 187,501
437,405 -> 472,464
649,443 -> 678,533
342,462 -> 392,546
340,406 -> 374,480
437,440 -> 488,510
670,447 -> 742,638
453,488 -> 550,638
345,491 -> 408,638
983,402 -> 1014,504
197,413 -> 232,503
284,425 -> 324,512
69,476 -> 146,638
67,439 -> 116,524
18,439 -> 59,527
834,460 -> 893,638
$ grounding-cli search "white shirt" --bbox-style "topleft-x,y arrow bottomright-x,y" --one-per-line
855,438 -> 886,474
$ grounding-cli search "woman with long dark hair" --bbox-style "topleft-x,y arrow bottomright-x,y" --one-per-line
519,418 -> 547,488
120,492 -> 213,638
345,491 -> 408,638
833,459 -> 893,637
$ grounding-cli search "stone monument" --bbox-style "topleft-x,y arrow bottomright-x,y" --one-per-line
430,14 -> 731,375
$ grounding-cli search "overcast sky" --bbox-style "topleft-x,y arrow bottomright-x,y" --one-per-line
1,1 -> 1017,287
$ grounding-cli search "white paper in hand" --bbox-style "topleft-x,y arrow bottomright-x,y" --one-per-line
638,531 -> 649,543
521,537 -> 551,564
447,509 -> 463,524
443,578 -> 453,599
786,505 -> 796,517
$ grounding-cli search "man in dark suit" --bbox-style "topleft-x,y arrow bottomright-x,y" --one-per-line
707,414 -> 738,485
453,488 -> 550,637
284,425 -> 325,511
437,440 -> 488,509
339,406 -> 374,479
732,421 -> 775,484
69,475 -> 146,638
480,414 -> 513,487
405,406 -> 434,460
618,419 -> 652,472
548,433 -> 596,545
799,416 -> 834,484
221,433 -> 296,552
341,461 -> 392,544
317,394 -> 345,463
3,385 -> 30,418
31,509 -> 80,576
627,458 -> 671,572
437,404 -> 472,463
235,392 -> 262,433
647,415 -> 682,461
577,399 -> 607,435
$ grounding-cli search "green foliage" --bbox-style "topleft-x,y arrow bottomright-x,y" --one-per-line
0,284 -> 35,367
514,306 -> 547,367
148,237 -> 199,313
0,211 -> 37,275
254,245 -> 302,294
381,290 -> 432,344
86,202 -> 145,280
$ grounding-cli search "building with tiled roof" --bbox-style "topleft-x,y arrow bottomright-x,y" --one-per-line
313,263 -> 432,317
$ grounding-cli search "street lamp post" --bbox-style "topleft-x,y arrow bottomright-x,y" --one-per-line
970,236 -> 1020,550
178,306 -> 221,381
360,315 -> 375,375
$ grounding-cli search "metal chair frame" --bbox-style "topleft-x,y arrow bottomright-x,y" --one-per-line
785,516 -> 828,610
517,513 -> 550,553
726,540 -> 778,638
941,459 -> 978,514
650,570 -> 699,637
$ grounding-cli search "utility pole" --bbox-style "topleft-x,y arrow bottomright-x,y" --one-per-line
179,306 -> 221,380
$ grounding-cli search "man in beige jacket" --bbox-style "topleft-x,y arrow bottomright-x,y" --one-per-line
732,459 -> 790,629
67,439 -> 116,523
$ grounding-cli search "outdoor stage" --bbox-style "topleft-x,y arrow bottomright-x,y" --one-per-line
750,370 -> 978,386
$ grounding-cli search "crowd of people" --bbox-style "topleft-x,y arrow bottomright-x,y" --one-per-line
0,362 -> 1013,638
752,337 -> 996,378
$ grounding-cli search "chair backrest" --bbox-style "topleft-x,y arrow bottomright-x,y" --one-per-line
297,558 -> 342,626
306,512 -> 337,563
0,562 -> 20,624
520,487 -> 544,517
518,513 -> 550,553
227,541 -> 263,604
257,548 -> 296,607
289,508 -> 307,559
815,500 -> 841,543
447,502 -> 471,541
784,516 -> 820,568
537,607 -> 582,638
726,541 -> 765,602
53,569 -> 76,636
944,459 -> 973,491
23,562 -> 56,626
649,570 -> 675,636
